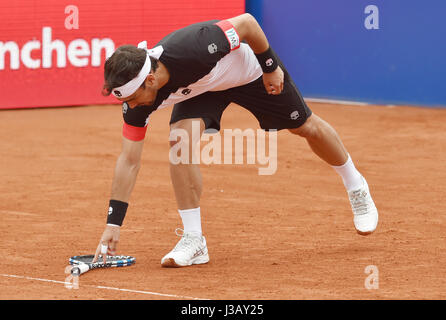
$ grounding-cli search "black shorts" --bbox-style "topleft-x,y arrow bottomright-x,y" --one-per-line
169,65 -> 312,132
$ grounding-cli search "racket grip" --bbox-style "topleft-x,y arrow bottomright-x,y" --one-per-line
71,263 -> 90,275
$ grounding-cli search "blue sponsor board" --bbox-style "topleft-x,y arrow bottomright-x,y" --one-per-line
247,0 -> 446,107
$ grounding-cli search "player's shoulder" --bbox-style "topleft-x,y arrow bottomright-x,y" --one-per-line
156,20 -> 226,53
159,20 -> 220,41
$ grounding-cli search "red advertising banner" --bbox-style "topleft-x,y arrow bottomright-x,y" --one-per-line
0,0 -> 244,109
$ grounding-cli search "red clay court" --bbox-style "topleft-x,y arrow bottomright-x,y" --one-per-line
1,101 -> 445,299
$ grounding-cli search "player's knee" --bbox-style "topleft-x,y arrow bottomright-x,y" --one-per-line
288,114 -> 320,138
169,119 -> 203,160
169,119 -> 192,147
169,130 -> 192,150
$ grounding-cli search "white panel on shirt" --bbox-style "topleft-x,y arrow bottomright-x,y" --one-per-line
157,43 -> 263,110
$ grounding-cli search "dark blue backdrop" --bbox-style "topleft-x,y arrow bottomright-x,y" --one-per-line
246,0 -> 446,107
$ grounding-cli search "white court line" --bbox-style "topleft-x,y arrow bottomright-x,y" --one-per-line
1,273 -> 210,300
0,210 -> 37,216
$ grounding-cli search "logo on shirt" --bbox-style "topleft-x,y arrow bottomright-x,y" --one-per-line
182,88 -> 192,95
225,28 -> 240,50
122,102 -> 128,114
208,43 -> 218,54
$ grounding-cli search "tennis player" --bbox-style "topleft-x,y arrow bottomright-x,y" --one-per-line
92,13 -> 378,266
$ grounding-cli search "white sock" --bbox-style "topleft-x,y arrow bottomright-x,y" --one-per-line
179,207 -> 202,235
332,154 -> 364,192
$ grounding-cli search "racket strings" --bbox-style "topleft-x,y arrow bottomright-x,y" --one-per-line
69,255 -> 135,268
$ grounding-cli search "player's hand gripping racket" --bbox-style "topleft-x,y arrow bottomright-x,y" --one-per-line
69,255 -> 135,275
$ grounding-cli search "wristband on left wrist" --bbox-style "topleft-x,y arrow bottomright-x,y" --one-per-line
255,46 -> 279,73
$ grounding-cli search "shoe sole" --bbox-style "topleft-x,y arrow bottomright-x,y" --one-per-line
356,230 -> 374,236
355,218 -> 378,236
161,254 -> 210,268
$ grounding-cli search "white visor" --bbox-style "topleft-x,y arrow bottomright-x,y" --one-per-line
111,41 -> 164,99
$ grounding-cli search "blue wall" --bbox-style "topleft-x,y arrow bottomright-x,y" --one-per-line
246,0 -> 446,107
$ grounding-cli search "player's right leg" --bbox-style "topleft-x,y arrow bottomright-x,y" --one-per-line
169,118 -> 205,211
161,118 -> 209,267
161,92 -> 229,267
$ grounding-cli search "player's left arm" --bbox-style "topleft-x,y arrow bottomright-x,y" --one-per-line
226,13 -> 284,95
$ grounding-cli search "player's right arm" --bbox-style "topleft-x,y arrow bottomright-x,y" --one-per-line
110,137 -> 144,202
92,136 -> 144,263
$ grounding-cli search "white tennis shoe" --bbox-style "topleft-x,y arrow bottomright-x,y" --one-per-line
348,176 -> 379,235
161,228 -> 209,267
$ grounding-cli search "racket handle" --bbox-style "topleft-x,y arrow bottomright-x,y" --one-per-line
71,263 -> 90,275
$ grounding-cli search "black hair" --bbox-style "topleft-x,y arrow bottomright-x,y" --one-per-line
102,45 -> 159,96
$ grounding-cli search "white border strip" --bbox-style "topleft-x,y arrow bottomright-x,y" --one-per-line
305,97 -> 369,106
1,273 -> 210,300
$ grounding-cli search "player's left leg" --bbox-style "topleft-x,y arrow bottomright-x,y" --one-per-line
288,114 -> 378,235
288,113 -> 348,166
229,67 -> 378,235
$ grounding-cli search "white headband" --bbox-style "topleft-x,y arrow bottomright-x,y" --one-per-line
112,41 -> 164,99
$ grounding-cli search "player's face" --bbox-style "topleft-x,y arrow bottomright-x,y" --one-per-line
118,76 -> 158,109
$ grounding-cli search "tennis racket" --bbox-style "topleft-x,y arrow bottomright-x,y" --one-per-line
69,254 -> 135,275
